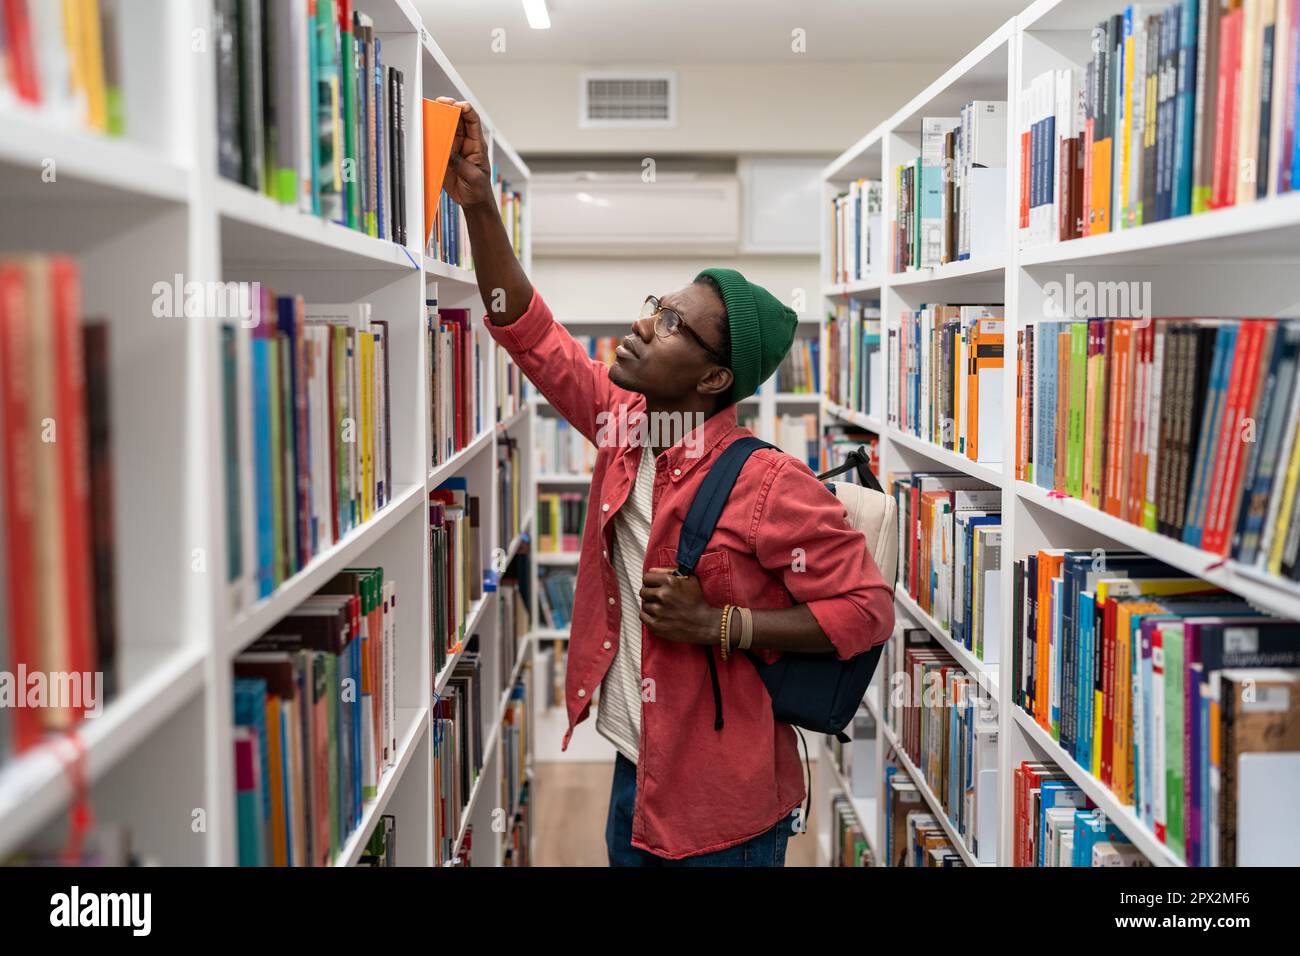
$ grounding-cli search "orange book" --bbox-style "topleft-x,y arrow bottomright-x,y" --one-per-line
1035,550 -> 1066,730
1102,321 -> 1132,517
1057,329 -> 1069,493
1203,321 -> 1265,554
1089,136 -> 1113,234
422,99 -> 463,250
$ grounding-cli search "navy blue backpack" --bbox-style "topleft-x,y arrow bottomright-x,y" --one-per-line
672,437 -> 887,744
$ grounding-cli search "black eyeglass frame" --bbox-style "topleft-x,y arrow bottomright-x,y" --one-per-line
640,294 -> 728,366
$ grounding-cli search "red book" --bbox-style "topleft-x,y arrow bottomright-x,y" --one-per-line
1211,8 -> 1243,208
1020,125 -> 1032,230
49,258 -> 96,700
2,0 -> 41,103
1082,118 -> 1095,237
1100,595 -> 1118,787
1103,322 -> 1133,518
1203,322 -> 1264,554
0,262 -> 43,750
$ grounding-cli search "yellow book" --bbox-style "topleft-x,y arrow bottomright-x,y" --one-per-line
1236,0 -> 1263,205
79,0 -> 108,131
1120,12 -> 1137,228
1268,413 -> 1300,573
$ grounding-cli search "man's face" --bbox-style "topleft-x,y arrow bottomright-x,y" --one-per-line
608,281 -> 731,405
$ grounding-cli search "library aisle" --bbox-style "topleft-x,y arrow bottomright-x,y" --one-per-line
1,0 -> 1297,913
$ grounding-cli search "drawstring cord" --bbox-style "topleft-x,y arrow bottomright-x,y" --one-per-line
705,646 -> 724,731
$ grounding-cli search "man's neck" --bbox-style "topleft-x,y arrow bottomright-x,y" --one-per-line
641,395 -> 718,462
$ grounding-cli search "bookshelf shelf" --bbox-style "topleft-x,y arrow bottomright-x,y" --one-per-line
424,256 -> 477,287
532,628 -> 571,641
1011,708 -> 1183,867
434,592 -> 498,698
825,752 -> 880,855
886,429 -> 1005,487
1018,190 -> 1300,268
537,552 -> 581,566
895,589 -> 1000,696
823,277 -> 885,298
824,400 -> 883,433
0,642 -> 206,861
889,256 -> 1005,287
1015,481 -> 1300,620
428,426 -> 497,486
878,719 -> 988,867
497,404 -> 531,433
537,473 -> 594,484
214,179 -> 419,272
223,482 -> 426,658
335,706 -> 429,867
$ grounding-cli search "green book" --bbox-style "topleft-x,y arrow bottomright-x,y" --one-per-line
1067,321 -> 1087,498
1163,623 -> 1185,860
267,335 -> 284,587
340,17 -> 359,230
316,0 -> 343,225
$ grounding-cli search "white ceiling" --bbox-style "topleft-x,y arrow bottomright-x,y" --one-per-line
415,0 -> 1029,64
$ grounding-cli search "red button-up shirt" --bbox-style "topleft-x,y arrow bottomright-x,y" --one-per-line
483,288 -> 895,859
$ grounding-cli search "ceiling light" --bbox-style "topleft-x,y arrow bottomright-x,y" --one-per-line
522,0 -> 550,29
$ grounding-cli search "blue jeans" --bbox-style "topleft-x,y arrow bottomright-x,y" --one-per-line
604,753 -> 793,867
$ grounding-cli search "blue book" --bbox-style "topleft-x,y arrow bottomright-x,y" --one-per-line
352,629 -> 362,828
1037,321 -> 1059,491
1182,325 -> 1235,547
1051,577 -> 1064,738
374,37 -> 385,239
234,726 -> 265,867
1076,590 -> 1095,767
277,297 -> 304,566
252,336 -> 275,598
1072,808 -> 1127,866
1171,0 -> 1198,216
234,677 -> 271,865
1038,780 -> 1086,866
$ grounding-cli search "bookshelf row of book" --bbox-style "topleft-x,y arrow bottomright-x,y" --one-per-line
881,626 -> 1000,864
775,412 -> 821,472
772,336 -> 821,394
887,305 -> 1007,467
500,669 -> 529,832
1,0 -> 126,136
495,172 -> 526,261
532,639 -> 567,710
826,299 -> 883,421
830,179 -> 884,286
883,765 -> 966,867
233,566 -> 397,867
893,102 -> 1010,273
536,415 -> 597,477
890,473 -> 1003,665
214,0 -> 411,246
496,433 -> 527,553
536,492 -> 587,555
0,256 -> 119,764
427,300 -> 485,470
1013,549 -> 1300,866
433,648 -> 486,865
819,425 -> 881,481
221,296 -> 393,610
1016,318 -> 1300,578
830,795 -> 876,867
502,781 -> 532,867
537,567 -> 576,632
496,559 -> 530,688
1019,0 -> 1300,249
430,480 -> 484,680
1015,761 -> 1151,866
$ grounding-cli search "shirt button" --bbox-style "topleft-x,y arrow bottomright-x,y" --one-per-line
601,503 -> 610,512
578,688 -> 586,698
673,468 -> 681,476
603,548 -> 608,558
608,596 -> 616,605
603,640 -> 612,650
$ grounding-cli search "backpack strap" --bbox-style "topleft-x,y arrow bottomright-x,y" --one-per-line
674,436 -> 775,732
675,436 -> 775,575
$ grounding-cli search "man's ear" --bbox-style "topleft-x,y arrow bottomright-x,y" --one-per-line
697,364 -> 733,400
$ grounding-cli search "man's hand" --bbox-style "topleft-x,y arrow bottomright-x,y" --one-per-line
639,568 -> 718,645
435,96 -> 493,209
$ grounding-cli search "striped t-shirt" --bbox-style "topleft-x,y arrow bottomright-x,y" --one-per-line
595,445 -> 656,764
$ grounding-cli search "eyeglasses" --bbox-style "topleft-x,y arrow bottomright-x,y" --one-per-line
639,295 -> 727,366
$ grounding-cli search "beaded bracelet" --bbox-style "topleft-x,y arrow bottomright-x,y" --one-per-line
719,603 -> 734,660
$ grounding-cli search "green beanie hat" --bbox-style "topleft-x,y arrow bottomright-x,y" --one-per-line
694,267 -> 798,403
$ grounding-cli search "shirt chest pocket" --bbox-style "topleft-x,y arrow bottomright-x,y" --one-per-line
656,546 -> 733,607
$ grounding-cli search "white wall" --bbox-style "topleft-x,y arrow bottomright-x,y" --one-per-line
459,61 -> 948,155
531,255 -> 820,324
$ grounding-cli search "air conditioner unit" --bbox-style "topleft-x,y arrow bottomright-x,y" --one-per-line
531,172 -> 739,257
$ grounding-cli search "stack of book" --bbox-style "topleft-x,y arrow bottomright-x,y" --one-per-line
889,472 -> 1002,660
497,432 -> 525,551
773,336 -> 820,394
214,0 -> 409,244
776,413 -> 819,470
536,492 -> 586,554
222,296 -> 393,608
537,567 -> 576,630
497,555 -> 530,685
536,415 -> 597,476
533,639 -> 567,707
1012,550 -> 1300,864
1015,317 -> 1300,578
826,298 -> 883,420
501,670 -> 530,822
1018,0 -> 1300,249
888,305 -> 1006,465
502,781 -> 531,867
882,627 -> 999,863
830,795 -> 875,867
1014,761 -> 1151,865
233,566 -> 397,867
428,187 -> 469,270
427,300 -> 483,468
433,650 -> 485,865
2,0 -> 127,136
883,765 -> 926,865
430,478 -> 483,679
1,256 -> 119,762
493,329 -> 525,423
829,179 -> 884,284
893,104 -> 1009,272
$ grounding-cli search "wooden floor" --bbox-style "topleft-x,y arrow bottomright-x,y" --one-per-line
531,760 -> 819,867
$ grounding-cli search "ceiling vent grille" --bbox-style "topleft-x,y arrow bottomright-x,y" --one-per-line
580,73 -> 676,127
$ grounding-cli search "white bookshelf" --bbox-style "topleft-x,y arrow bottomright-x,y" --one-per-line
0,0 -> 534,868
815,0 -> 1300,868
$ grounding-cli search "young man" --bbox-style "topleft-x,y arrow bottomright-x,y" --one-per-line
438,98 -> 894,867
